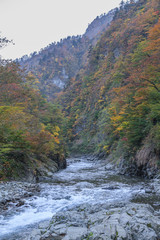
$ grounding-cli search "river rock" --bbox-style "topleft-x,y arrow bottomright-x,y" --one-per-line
38,220 -> 51,229
102,186 -> 120,190
63,227 -> 88,240
27,202 -> 160,240
0,182 -> 40,212
36,158 -> 59,179
151,178 -> 160,194
2,157 -> 160,240
145,188 -> 153,193
16,200 -> 25,207
75,182 -> 94,189
29,229 -> 41,240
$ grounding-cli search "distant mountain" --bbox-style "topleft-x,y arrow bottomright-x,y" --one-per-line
19,9 -> 115,100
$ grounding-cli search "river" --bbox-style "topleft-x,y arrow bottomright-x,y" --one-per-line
0,156 -> 160,240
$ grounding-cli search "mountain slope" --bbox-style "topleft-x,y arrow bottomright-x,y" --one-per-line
59,0 -> 160,174
0,62 -> 66,181
19,0 -> 160,176
19,10 -> 115,100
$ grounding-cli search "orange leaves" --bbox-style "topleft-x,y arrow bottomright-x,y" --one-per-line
0,106 -> 28,130
145,18 -> 160,53
25,126 -> 60,154
148,18 -> 160,40
0,63 -> 65,158
111,115 -> 123,126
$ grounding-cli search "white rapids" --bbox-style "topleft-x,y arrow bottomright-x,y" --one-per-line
0,156 -> 146,240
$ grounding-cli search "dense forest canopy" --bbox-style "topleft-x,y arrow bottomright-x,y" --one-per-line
0,0 -> 160,179
0,38 -> 66,180
58,0 -> 160,167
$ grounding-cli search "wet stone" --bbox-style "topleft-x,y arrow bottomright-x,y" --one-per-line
39,220 -> 51,229
1,157 -> 160,240
63,226 -> 88,240
145,189 -> 152,194
16,200 -> 25,207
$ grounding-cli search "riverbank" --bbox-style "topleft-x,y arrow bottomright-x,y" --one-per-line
26,202 -> 160,240
0,150 -> 66,182
1,156 -> 160,240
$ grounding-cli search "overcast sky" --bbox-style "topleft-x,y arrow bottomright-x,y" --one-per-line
0,0 -> 122,60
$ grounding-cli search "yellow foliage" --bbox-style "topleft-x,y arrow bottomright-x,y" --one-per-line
55,126 -> 60,132
54,137 -> 60,144
116,126 -> 123,132
54,132 -> 59,137
98,99 -> 103,104
103,145 -> 110,154
111,115 -> 123,123
75,114 -> 79,120
41,123 -> 46,130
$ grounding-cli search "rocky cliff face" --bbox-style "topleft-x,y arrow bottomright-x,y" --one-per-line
84,9 -> 115,44
0,150 -> 67,182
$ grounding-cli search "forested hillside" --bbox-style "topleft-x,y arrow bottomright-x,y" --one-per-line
59,0 -> 160,172
0,55 -> 66,180
1,0 -> 160,179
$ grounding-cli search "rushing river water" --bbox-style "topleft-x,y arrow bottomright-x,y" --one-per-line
0,156 -> 158,240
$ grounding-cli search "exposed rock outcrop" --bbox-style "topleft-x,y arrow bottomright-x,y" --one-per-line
84,9 -> 115,43
26,203 -> 160,240
0,151 -> 66,182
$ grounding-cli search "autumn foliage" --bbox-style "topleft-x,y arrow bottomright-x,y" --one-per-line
1,0 -> 160,176
0,62 -> 66,179
58,0 -> 160,159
